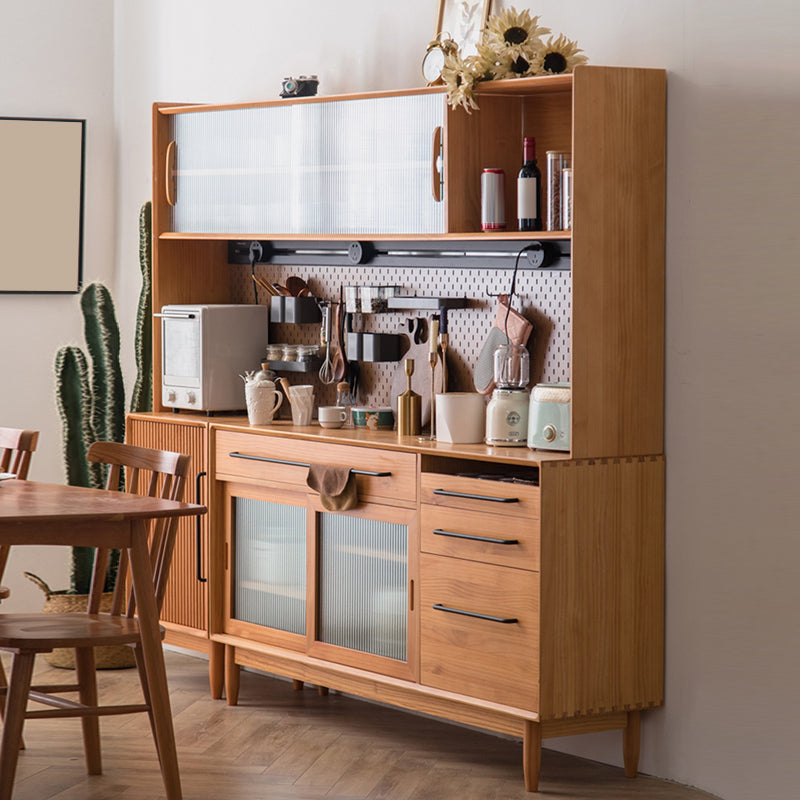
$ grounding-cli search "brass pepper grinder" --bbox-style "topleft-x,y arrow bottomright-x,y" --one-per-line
397,358 -> 421,436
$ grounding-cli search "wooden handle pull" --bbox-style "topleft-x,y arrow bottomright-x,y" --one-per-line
431,126 -> 442,202
165,140 -> 177,206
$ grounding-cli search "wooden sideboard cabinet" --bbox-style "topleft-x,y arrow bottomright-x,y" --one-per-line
207,428 -> 663,793
134,63 -> 666,792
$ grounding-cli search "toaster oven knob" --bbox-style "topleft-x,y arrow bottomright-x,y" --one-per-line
166,389 -> 176,402
542,424 -> 557,442
185,390 -> 196,405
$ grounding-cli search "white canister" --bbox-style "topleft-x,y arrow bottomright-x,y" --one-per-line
481,169 -> 506,231
435,393 -> 486,443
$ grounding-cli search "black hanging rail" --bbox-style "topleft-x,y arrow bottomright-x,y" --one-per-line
228,238 -> 570,271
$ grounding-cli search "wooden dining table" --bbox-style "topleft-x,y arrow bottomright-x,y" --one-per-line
0,479 -> 206,800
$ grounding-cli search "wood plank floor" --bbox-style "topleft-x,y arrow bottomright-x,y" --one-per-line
2,650 -> 719,800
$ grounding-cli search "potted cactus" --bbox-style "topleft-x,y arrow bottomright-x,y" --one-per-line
27,203 -> 153,668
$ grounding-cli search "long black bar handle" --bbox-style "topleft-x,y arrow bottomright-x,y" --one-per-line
228,451 -> 390,477
432,488 -> 519,504
433,528 -> 519,546
195,471 -> 207,583
433,603 -> 518,624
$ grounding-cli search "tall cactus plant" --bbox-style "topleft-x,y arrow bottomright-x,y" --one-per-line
130,202 -> 153,413
55,282 -> 125,593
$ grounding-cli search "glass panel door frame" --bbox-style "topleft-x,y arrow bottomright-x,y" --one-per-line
307,496 -> 419,682
221,481 -> 311,653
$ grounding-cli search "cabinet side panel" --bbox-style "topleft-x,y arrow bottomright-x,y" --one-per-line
127,414 -> 209,637
571,66 -> 666,457
539,457 -> 664,719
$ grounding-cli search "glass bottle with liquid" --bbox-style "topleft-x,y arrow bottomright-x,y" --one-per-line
517,137 -> 542,231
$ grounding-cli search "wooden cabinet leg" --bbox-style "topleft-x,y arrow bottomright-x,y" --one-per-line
224,645 -> 240,706
209,641 -> 225,700
623,709 -> 641,778
523,720 -> 541,792
317,685 -> 329,697
292,679 -> 304,691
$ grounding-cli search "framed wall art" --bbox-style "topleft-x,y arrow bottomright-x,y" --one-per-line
435,0 -> 492,57
0,117 -> 85,293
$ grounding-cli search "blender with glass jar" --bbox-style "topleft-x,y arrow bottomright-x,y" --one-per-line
485,342 -> 530,446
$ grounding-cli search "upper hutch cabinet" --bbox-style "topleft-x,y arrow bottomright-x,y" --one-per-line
161,91 -> 446,236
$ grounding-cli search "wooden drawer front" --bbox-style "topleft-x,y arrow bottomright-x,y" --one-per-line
420,506 -> 539,572
420,554 -> 539,711
214,429 -> 416,503
420,472 -> 539,520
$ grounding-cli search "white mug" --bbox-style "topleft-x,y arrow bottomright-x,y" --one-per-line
435,393 -> 486,443
318,406 -> 347,429
245,382 -> 283,425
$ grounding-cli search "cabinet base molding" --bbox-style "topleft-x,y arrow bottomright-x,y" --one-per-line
216,637 -> 640,793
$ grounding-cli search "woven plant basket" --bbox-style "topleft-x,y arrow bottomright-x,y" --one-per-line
24,572 -> 136,670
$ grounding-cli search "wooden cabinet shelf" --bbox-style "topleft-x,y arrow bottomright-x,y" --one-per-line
137,63 -> 666,793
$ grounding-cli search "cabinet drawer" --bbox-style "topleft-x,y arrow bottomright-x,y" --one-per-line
420,506 -> 539,572
214,429 -> 417,504
420,472 -> 539,519
420,554 -> 539,711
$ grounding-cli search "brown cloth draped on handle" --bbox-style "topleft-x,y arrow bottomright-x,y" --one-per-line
306,464 -> 358,511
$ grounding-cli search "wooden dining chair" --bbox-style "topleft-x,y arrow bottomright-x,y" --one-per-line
0,427 -> 39,718
0,428 -> 39,602
0,441 -> 190,799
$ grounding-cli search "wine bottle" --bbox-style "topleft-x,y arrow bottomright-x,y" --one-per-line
517,136 -> 542,231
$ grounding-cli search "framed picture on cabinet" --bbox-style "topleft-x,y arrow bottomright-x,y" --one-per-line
435,0 -> 492,58
0,117 -> 85,293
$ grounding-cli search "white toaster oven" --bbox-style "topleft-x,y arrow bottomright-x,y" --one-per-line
158,304 -> 268,412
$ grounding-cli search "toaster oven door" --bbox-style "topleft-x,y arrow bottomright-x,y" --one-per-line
161,309 -> 202,409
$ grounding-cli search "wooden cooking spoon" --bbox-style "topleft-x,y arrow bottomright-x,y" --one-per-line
286,276 -> 310,297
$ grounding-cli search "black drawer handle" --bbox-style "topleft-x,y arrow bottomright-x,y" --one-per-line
433,528 -> 519,546
229,451 -> 391,478
195,471 -> 207,583
432,488 -> 519,504
433,603 -> 518,624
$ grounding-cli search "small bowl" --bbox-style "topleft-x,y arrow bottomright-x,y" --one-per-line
352,406 -> 394,430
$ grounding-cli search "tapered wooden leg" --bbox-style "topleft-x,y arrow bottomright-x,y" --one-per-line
0,658 -> 24,750
133,643 -> 161,767
317,686 -> 329,697
225,645 -> 240,706
129,532 -> 182,800
0,651 -> 35,800
209,641 -> 225,699
523,720 -> 542,793
292,679 -> 304,691
75,646 -> 102,775
623,709 -> 641,778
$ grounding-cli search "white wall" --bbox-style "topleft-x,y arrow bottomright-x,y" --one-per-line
0,0 -> 115,609
2,2 -> 798,799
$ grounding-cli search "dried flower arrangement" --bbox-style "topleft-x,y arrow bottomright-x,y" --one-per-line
442,6 -> 588,112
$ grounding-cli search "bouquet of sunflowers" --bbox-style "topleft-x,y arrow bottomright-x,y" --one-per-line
443,7 -> 587,113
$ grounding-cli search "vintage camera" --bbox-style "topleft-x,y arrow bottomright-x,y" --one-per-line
280,75 -> 319,99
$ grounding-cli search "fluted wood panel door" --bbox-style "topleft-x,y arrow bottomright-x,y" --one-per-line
126,415 -> 208,635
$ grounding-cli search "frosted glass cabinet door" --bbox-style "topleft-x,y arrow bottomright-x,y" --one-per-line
317,512 -> 408,661
168,92 -> 445,235
233,497 -> 306,635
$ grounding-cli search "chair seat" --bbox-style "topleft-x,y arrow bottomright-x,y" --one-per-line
0,612 -> 163,651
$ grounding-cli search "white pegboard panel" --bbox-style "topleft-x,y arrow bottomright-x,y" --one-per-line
231,262 -> 570,411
